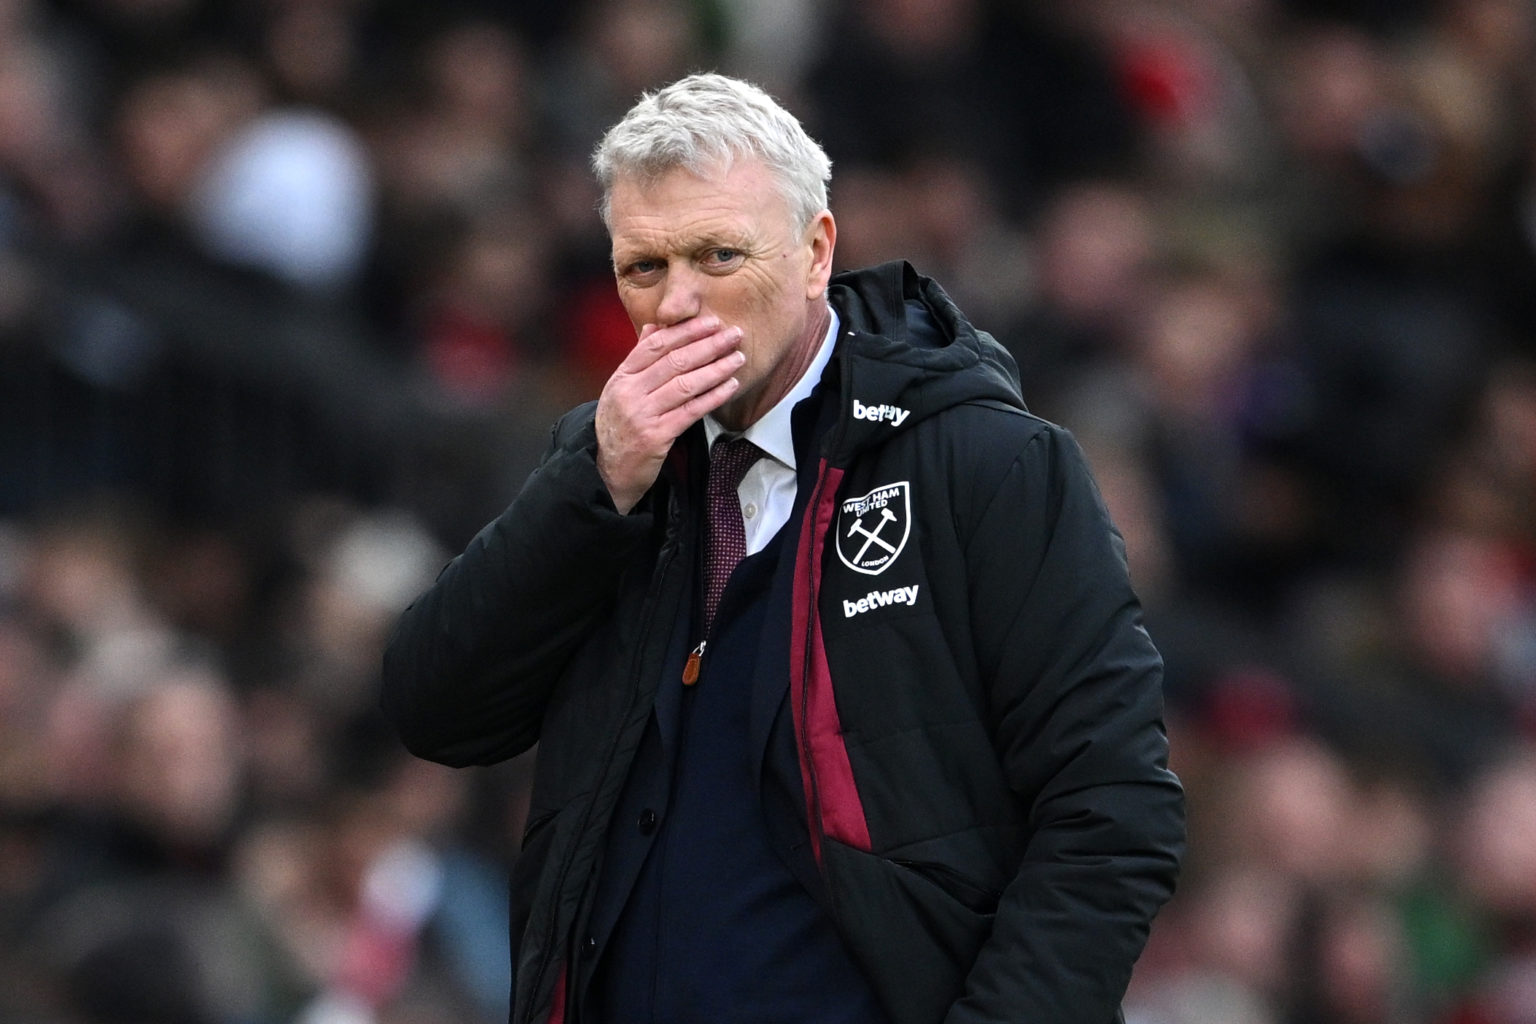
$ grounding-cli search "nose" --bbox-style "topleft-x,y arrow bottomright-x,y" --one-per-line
654,263 -> 703,326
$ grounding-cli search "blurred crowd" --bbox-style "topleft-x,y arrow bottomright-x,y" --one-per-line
0,0 -> 1534,1023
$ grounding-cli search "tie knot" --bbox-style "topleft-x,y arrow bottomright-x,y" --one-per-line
709,436 -> 762,491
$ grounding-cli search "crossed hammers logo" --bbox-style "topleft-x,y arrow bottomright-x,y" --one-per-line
847,507 -> 899,563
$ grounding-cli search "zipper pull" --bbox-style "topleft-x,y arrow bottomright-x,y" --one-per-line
682,641 -> 706,686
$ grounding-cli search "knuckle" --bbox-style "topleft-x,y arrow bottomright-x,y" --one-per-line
684,394 -> 718,419
665,348 -> 691,374
672,372 -> 699,397
601,372 -> 629,398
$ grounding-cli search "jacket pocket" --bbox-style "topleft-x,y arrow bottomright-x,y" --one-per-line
821,837 -> 994,1024
883,824 -> 1015,916
889,856 -> 1002,915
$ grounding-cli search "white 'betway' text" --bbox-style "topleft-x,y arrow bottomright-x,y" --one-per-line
842,585 -> 920,618
851,400 -> 910,427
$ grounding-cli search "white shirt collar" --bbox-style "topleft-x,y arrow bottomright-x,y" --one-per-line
704,306 -> 839,470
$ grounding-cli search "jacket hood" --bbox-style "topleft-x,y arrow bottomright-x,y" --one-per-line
825,261 -> 1024,464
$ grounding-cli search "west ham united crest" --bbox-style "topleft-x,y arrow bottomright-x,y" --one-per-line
836,481 -> 912,575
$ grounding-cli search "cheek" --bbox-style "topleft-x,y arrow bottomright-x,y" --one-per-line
718,262 -> 801,341
617,289 -> 653,332
733,267 -> 795,321
742,288 -> 803,368
731,287 -> 779,351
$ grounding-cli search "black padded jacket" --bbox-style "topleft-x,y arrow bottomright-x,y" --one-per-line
381,261 -> 1185,1024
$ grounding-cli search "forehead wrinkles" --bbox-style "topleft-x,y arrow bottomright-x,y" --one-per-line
611,201 -> 773,264
609,163 -> 796,259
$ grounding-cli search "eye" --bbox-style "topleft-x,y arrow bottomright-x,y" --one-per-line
619,258 -> 663,284
701,248 -> 743,271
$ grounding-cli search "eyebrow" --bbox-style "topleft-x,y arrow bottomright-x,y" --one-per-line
612,231 -> 748,265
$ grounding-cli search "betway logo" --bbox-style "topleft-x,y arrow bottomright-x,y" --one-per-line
852,399 -> 910,427
843,585 -> 920,618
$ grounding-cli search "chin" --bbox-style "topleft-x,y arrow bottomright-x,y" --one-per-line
713,388 -> 759,432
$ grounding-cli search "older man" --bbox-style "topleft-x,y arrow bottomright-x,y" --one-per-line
381,74 -> 1183,1024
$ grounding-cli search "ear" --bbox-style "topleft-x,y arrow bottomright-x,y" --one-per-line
804,210 -> 837,300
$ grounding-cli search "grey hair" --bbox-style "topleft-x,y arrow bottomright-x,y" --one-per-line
592,73 -> 832,232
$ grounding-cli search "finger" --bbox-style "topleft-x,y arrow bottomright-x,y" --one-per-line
653,373 -> 742,438
632,326 -> 743,396
617,316 -> 722,373
648,347 -> 746,417
596,340 -> 737,439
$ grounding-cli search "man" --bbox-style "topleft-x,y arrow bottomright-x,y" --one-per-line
381,74 -> 1183,1024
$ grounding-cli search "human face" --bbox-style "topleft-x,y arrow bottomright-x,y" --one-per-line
607,157 -> 836,431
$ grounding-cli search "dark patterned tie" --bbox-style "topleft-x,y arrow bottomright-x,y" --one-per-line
703,436 -> 764,632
